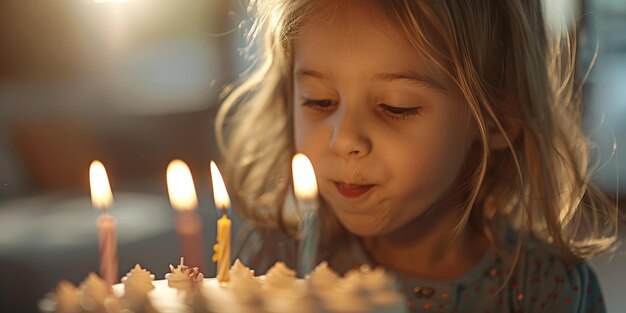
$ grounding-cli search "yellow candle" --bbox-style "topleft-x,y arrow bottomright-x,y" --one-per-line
210,161 -> 231,283
90,160 -> 118,286
215,213 -> 231,282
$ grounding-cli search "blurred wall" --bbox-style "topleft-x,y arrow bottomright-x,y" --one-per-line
0,0 -> 246,200
581,0 -> 626,197
0,1 -> 247,312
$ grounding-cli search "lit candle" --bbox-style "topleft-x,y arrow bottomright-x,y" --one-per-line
209,161 -> 231,283
166,160 -> 204,272
89,160 -> 118,286
291,153 -> 319,276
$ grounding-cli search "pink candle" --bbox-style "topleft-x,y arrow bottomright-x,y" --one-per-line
167,159 -> 205,272
97,213 -> 118,286
175,211 -> 204,272
90,160 -> 119,286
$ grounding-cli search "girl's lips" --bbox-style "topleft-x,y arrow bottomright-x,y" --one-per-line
335,182 -> 375,198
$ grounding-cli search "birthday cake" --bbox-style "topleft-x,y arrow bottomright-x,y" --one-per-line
40,258 -> 408,313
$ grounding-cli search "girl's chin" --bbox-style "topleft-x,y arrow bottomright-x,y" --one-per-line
335,212 -> 392,237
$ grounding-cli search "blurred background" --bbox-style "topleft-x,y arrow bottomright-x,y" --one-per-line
0,0 -> 624,312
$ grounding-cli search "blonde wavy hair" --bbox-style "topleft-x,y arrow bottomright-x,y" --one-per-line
216,0 -> 619,263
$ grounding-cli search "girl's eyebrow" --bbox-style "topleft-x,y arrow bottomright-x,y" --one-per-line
294,69 -> 328,80
294,69 -> 446,91
372,71 -> 447,91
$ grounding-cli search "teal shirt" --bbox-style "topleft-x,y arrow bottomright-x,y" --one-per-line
388,245 -> 605,313
233,224 -> 606,313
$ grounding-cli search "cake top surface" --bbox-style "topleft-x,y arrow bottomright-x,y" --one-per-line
41,259 -> 408,313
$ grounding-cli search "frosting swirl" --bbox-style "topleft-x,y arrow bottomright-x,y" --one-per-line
165,258 -> 204,291
229,259 -> 261,289
359,267 -> 394,291
166,271 -> 192,291
122,264 -> 155,295
264,262 -> 296,289
229,259 -> 255,280
79,273 -> 121,312
309,261 -> 340,290
54,281 -> 80,313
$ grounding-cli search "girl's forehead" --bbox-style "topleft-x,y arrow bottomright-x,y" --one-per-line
292,1 -> 446,88
300,0 -> 396,38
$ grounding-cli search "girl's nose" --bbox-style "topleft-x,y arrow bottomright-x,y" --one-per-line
328,108 -> 372,159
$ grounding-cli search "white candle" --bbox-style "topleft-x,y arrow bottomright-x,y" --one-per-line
210,161 -> 231,283
291,153 -> 320,276
166,159 -> 204,272
89,160 -> 118,286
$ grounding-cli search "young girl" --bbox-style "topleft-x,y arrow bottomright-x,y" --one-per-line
215,0 -> 619,312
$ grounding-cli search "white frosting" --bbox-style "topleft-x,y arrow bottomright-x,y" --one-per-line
318,288 -> 368,313
264,292 -> 316,313
229,259 -> 257,283
260,261 -> 314,312
262,262 -> 297,290
165,260 -> 205,291
122,264 -> 155,296
313,265 -> 407,313
78,273 -> 124,312
115,280 -> 191,313
165,271 -> 193,291
187,288 -> 213,313
45,262 -> 408,313
80,273 -> 109,303
227,259 -> 262,306
356,267 -> 406,310
42,281 -> 80,313
308,261 -> 340,289
359,267 -> 394,291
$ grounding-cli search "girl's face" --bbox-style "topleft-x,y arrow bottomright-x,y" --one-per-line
293,2 -> 478,236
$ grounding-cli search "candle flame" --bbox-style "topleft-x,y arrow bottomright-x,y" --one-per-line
166,159 -> 198,211
292,153 -> 318,201
210,161 -> 230,210
89,160 -> 113,210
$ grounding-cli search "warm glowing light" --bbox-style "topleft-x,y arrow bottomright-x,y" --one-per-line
90,160 -> 114,210
210,161 -> 231,210
166,160 -> 198,211
92,0 -> 133,3
292,154 -> 318,201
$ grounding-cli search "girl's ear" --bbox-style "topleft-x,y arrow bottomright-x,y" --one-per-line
487,118 -> 521,151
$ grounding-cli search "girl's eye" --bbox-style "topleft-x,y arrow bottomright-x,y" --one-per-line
379,103 -> 421,120
302,99 -> 336,111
